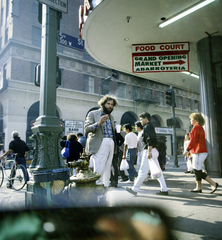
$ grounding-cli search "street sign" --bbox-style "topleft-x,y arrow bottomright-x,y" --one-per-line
57,31 -> 84,51
65,120 -> 84,136
132,42 -> 190,73
38,0 -> 68,13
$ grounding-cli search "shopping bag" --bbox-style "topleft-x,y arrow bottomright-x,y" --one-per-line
120,159 -> 129,171
149,158 -> 161,179
61,141 -> 70,158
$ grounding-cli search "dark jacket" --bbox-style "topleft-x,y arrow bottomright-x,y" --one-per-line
142,122 -> 158,149
9,137 -> 29,159
61,140 -> 83,162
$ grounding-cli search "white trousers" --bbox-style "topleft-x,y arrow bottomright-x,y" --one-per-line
91,138 -> 114,187
136,151 -> 143,172
132,148 -> 168,192
192,152 -> 208,170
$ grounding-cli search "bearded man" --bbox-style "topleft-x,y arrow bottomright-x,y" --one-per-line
85,95 -> 118,188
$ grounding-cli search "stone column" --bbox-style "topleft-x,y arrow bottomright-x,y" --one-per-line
197,35 -> 222,177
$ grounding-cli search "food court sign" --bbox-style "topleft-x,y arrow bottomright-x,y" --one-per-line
132,42 -> 190,73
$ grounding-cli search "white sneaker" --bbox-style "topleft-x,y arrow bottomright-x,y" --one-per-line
125,180 -> 134,184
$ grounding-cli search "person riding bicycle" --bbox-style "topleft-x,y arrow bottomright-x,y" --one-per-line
0,131 -> 29,188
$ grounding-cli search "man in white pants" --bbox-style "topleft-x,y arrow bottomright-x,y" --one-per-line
126,112 -> 168,196
85,95 -> 117,188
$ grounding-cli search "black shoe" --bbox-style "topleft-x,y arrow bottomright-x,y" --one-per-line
119,178 -> 129,182
184,171 -> 191,173
156,191 -> 169,195
109,182 -> 118,187
191,189 -> 202,193
210,183 -> 219,194
6,183 -> 12,189
126,187 -> 137,196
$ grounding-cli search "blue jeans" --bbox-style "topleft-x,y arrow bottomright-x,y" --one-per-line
127,148 -> 138,181
15,157 -> 29,181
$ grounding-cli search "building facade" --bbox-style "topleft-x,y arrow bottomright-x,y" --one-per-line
0,0 -> 200,156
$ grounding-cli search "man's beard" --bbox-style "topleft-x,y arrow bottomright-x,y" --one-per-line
102,105 -> 113,114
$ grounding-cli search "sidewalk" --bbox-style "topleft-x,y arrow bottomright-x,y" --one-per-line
0,157 -> 221,240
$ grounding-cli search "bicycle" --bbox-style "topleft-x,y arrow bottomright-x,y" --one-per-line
0,154 -> 27,191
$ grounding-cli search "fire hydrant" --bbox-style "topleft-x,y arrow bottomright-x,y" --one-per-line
63,150 -> 105,205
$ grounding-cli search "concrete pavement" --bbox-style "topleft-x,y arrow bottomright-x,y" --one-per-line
0,156 -> 221,240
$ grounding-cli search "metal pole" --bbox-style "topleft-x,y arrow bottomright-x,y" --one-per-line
170,86 -> 179,167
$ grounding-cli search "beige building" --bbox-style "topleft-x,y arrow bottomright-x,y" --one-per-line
0,0 -> 200,156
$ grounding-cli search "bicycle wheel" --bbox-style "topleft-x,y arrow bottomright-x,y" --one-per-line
0,167 -> 4,187
11,164 -> 27,190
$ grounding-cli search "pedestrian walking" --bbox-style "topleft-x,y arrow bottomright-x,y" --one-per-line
122,123 -> 138,183
84,94 -> 117,188
135,121 -> 144,172
126,112 -> 168,196
183,113 -> 219,193
184,133 -> 193,173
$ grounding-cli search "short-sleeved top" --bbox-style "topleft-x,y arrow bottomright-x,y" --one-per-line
9,137 -> 29,158
124,132 -> 138,149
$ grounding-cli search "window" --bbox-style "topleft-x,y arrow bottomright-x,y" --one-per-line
144,89 -> 152,100
32,27 -> 41,47
194,100 -> 199,111
159,92 -> 164,105
1,8 -> 3,26
186,98 -> 191,109
102,80 -> 111,95
118,82 -> 126,98
177,96 -> 183,108
83,75 -> 94,93
132,86 -> 140,100
6,0 -> 9,18
0,37 -> 2,50
31,62 -> 38,83
4,28 -> 8,44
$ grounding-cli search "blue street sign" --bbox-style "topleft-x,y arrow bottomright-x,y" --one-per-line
57,31 -> 84,51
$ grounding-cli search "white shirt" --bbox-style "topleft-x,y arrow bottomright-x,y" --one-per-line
124,132 -> 138,149
137,130 -> 143,152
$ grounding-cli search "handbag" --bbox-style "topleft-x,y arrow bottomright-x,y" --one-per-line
120,159 -> 129,171
61,141 -> 70,158
149,158 -> 161,179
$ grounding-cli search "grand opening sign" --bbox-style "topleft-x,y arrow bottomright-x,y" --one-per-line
132,42 -> 190,73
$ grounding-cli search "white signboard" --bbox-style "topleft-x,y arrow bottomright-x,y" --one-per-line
155,127 -> 173,135
65,120 -> 84,136
132,42 -> 190,73
38,0 -> 68,13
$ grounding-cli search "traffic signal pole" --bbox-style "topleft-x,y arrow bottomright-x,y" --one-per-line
170,86 -> 179,167
166,86 -> 179,168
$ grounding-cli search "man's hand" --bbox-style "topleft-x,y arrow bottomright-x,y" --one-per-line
147,152 -> 152,159
98,114 -> 109,126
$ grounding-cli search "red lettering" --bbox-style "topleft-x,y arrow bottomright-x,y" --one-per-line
160,45 -> 164,50
135,45 -> 155,52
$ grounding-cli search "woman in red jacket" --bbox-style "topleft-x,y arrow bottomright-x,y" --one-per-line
183,113 -> 219,193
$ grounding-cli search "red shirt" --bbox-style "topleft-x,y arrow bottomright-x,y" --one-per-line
187,124 -> 207,154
